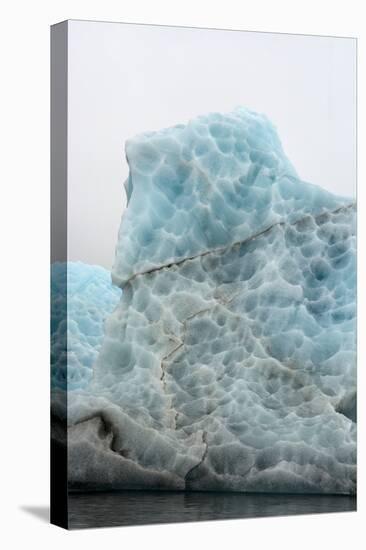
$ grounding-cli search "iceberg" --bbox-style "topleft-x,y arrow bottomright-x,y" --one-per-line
59,108 -> 356,494
51,262 -> 121,390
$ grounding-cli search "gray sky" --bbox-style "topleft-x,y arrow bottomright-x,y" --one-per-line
67,20 -> 356,270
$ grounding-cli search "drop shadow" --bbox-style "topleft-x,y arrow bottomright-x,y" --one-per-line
20,506 -> 49,523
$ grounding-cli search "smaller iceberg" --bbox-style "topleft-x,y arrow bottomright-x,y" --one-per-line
51,262 -> 121,390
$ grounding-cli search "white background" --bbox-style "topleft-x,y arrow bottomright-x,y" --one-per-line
68,20 -> 356,268
1,1 -> 364,549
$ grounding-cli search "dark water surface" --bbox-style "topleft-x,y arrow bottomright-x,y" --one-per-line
68,490 -> 356,529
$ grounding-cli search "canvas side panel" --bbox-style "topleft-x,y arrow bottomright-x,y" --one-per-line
50,20 -> 68,530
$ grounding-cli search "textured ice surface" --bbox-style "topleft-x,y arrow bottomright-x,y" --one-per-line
113,107 -> 345,286
63,108 -> 356,494
51,262 -> 121,390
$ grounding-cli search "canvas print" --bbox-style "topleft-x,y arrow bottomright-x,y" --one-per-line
51,20 -> 357,529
